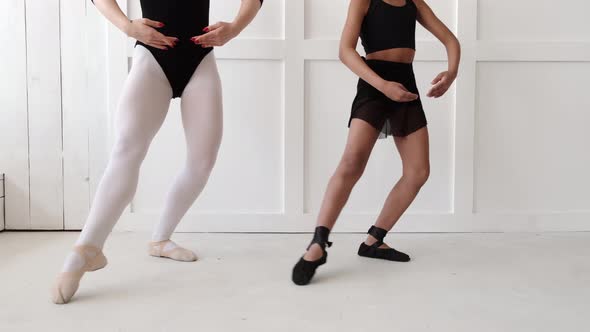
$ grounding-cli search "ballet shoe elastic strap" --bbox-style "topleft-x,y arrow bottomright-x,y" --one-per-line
367,226 -> 388,248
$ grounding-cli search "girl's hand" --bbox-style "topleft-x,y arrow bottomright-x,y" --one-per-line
380,81 -> 420,102
427,71 -> 456,98
125,19 -> 178,50
191,21 -> 239,48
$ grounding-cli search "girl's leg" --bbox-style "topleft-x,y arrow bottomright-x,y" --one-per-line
365,126 -> 430,247
59,46 -> 172,274
303,119 -> 380,261
149,52 -> 222,261
53,46 -> 172,304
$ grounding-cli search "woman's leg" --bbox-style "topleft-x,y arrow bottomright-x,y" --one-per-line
303,119 -> 380,261
150,52 -> 222,259
63,46 -> 172,270
52,46 -> 172,304
365,126 -> 430,247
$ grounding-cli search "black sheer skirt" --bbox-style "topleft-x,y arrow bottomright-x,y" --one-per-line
349,59 -> 427,138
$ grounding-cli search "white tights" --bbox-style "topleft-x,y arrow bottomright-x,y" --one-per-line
63,46 -> 222,271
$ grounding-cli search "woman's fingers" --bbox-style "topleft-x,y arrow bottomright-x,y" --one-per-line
148,42 -> 168,50
427,71 -> 456,97
164,36 -> 179,46
427,87 -> 438,97
152,32 -> 175,47
148,38 -> 172,50
397,91 -> 419,102
427,85 -> 447,98
405,92 -> 419,100
192,31 -> 216,45
427,79 -> 446,96
397,83 -> 410,92
203,22 -> 222,33
192,35 -> 219,47
431,72 -> 445,85
193,22 -> 234,47
142,18 -> 164,28
152,40 -> 169,46
430,77 -> 446,90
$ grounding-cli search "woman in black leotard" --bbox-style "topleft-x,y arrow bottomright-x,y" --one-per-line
52,0 -> 263,304
292,0 -> 461,286
94,0 -> 263,97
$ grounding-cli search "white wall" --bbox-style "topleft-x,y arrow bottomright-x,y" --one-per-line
0,174 -> 4,230
2,0 -> 589,232
0,0 -> 109,230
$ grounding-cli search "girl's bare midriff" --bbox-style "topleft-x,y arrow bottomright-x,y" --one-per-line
365,48 -> 415,63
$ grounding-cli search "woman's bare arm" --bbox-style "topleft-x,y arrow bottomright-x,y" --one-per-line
414,0 -> 460,97
92,0 -> 177,50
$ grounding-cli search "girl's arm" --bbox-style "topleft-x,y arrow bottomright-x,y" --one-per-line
414,0 -> 461,98
194,0 -> 263,48
92,0 -> 178,50
340,0 -> 419,102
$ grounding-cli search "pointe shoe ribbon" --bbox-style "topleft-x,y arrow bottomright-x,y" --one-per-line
51,245 -> 107,304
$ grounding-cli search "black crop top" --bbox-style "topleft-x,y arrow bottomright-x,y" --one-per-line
360,0 -> 417,54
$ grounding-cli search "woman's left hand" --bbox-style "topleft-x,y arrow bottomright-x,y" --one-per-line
427,71 -> 456,98
191,21 -> 239,48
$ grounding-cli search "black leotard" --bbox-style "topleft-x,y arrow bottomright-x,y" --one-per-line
360,0 -> 417,54
92,0 -> 263,98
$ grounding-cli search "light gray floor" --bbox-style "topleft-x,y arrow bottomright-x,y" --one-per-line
0,231 -> 589,332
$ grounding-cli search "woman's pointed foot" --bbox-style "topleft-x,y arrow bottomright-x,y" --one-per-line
51,245 -> 107,304
292,226 -> 332,286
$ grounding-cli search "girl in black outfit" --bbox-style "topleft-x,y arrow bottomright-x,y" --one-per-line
292,0 -> 460,285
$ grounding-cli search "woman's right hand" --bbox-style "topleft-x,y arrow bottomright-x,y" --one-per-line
379,81 -> 419,102
125,19 -> 178,50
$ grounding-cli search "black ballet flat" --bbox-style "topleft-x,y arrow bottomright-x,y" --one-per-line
358,226 -> 410,262
292,226 -> 332,286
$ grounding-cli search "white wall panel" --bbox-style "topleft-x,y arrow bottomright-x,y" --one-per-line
211,0 -> 284,39
304,60 -> 453,214
0,0 -> 30,230
416,0 -> 456,41
25,0 -> 64,229
61,0 -> 91,229
477,0 -> 590,41
475,62 -> 590,213
127,0 -> 141,21
133,59 -> 284,214
304,0 -> 349,40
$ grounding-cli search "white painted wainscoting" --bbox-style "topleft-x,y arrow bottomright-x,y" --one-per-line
1,0 -> 589,232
